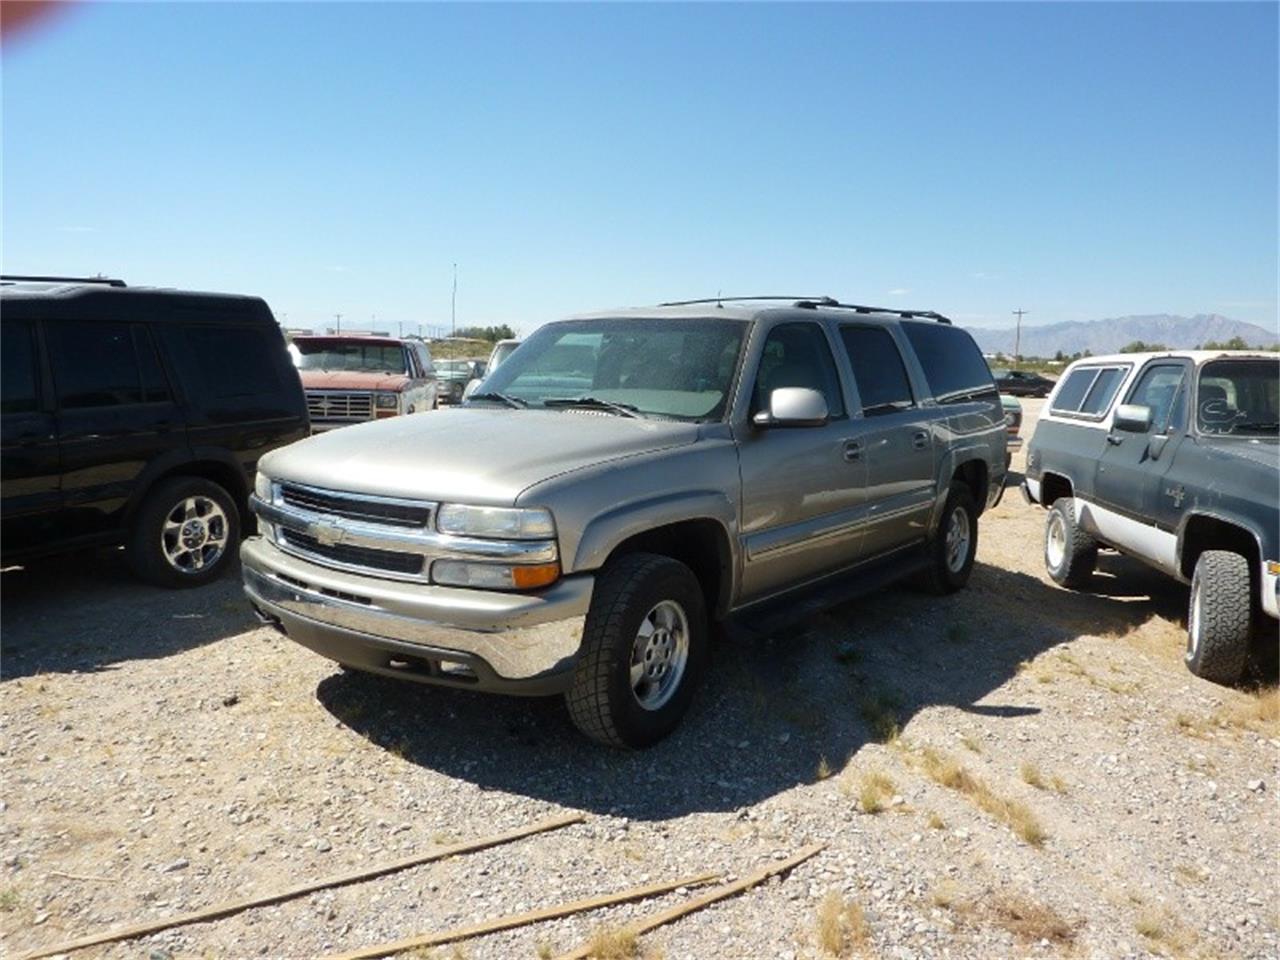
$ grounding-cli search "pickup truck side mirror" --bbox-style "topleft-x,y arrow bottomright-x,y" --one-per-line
1113,403 -> 1153,433
753,387 -> 829,428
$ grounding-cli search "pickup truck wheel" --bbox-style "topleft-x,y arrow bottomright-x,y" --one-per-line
1044,497 -> 1097,588
127,477 -> 240,588
924,482 -> 978,594
566,553 -> 708,749
1185,550 -> 1251,685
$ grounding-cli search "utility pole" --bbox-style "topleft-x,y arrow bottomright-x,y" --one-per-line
398,319 -> 403,338
1012,308 -> 1028,367
450,263 -> 458,337
334,313 -> 343,334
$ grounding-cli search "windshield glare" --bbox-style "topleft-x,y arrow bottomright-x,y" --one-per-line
1197,359 -> 1279,436
296,341 -> 407,374
473,318 -> 746,421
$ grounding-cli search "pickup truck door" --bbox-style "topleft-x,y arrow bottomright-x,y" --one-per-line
737,322 -> 871,602
1094,360 -> 1190,535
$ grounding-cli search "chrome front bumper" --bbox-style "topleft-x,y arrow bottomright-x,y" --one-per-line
241,536 -> 591,694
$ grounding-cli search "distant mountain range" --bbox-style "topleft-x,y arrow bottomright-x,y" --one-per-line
963,314 -> 1278,358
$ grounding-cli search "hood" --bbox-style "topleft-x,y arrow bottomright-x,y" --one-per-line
300,370 -> 411,392
261,408 -> 700,505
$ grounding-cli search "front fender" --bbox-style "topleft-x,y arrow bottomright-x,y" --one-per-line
571,489 -> 738,574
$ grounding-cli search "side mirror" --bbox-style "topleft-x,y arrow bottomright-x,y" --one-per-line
1113,403 -> 1152,433
753,387 -> 829,428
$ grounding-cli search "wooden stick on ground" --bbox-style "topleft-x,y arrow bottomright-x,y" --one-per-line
14,812 -> 585,960
323,872 -> 722,960
553,842 -> 826,960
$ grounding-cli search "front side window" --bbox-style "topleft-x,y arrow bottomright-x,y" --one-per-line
1197,358 -> 1279,436
2,321 -> 39,414
838,325 -> 914,415
295,339 -> 409,374
478,317 -> 746,421
752,323 -> 846,418
1124,364 -> 1187,433
899,322 -> 994,402
46,320 -> 143,408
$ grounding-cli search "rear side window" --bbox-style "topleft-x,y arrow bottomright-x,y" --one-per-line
182,325 -> 282,398
2,321 -> 39,414
1051,365 -> 1127,418
838,325 -> 914,415
46,320 -> 144,408
899,322 -> 994,401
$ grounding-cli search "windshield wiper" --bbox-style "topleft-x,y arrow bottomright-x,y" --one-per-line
466,392 -> 528,408
542,396 -> 641,418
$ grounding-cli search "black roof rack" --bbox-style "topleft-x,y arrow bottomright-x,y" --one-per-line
1,274 -> 127,287
658,294 -> 950,324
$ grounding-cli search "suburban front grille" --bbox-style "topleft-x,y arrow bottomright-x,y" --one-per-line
306,390 -> 373,421
280,484 -> 431,528
279,528 -> 425,576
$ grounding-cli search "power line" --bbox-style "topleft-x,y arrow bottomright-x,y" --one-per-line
1012,308 -> 1028,365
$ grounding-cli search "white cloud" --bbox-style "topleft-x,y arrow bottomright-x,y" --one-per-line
887,287 -> 910,297
970,271 -> 999,281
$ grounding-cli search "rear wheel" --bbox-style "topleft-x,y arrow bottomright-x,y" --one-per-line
127,477 -> 240,588
566,553 -> 708,749
1044,497 -> 1097,588
1185,550 -> 1251,685
924,482 -> 978,594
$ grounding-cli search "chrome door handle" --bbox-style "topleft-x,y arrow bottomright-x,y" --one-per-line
843,440 -> 862,462
912,431 -> 929,450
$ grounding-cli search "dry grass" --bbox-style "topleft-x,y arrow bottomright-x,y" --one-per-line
925,811 -> 946,830
857,771 -> 895,814
858,692 -> 902,744
815,891 -> 870,957
535,940 -> 555,960
586,924 -> 639,959
918,748 -> 1047,847
1135,906 -> 1199,954
1218,685 -> 1280,736
985,895 -> 1078,943
1019,761 -> 1045,789
0,886 -> 18,912
816,755 -> 834,781
960,734 -> 983,754
929,881 -> 960,909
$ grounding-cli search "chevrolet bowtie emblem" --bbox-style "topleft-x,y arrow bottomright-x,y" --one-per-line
311,519 -> 344,546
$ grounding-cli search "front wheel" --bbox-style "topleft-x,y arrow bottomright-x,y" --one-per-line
566,553 -> 708,749
127,477 -> 240,588
1185,550 -> 1251,685
923,482 -> 978,594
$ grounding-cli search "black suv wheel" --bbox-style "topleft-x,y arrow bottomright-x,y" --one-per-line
127,477 -> 241,588
1185,550 -> 1251,685
566,553 -> 708,749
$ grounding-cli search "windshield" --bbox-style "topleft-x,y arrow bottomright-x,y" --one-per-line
1197,358 -> 1279,436
472,317 -> 747,421
295,340 -> 407,374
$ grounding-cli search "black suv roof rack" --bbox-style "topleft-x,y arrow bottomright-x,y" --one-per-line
1,274 -> 127,287
658,294 -> 951,324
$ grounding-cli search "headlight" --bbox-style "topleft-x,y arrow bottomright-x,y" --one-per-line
436,504 -> 555,540
375,392 -> 399,409
1004,412 -> 1016,428
254,471 -> 273,502
432,560 -> 561,591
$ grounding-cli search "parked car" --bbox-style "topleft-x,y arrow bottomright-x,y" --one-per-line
1,275 -> 308,586
435,358 -> 485,404
293,335 -> 439,430
1022,350 -> 1279,684
1001,394 -> 1023,469
463,338 -> 522,401
993,368 -> 1055,397
242,296 -> 1006,747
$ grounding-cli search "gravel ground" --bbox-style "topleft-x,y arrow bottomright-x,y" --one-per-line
2,399 -> 1277,960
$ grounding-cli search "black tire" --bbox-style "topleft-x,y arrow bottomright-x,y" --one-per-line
924,482 -> 978,595
126,477 -> 241,589
1043,497 -> 1097,588
1185,550 -> 1251,685
565,553 -> 708,749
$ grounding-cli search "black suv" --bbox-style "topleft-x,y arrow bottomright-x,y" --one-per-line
1,277 -> 308,587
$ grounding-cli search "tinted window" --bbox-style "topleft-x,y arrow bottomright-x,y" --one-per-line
899,322 -> 993,401
184,326 -> 282,398
1125,364 -> 1185,433
133,326 -> 171,402
2,321 -> 39,414
1078,367 -> 1123,416
47,320 -> 143,408
839,326 -> 914,414
753,323 -> 845,418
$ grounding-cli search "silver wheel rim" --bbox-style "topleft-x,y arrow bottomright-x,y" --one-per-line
161,495 -> 229,574
944,506 -> 971,574
1187,571 -> 1203,662
1046,512 -> 1066,571
629,600 -> 689,712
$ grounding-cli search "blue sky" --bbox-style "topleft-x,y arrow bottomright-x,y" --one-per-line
3,2 -> 1276,335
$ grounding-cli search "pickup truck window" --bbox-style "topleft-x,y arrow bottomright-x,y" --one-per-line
1197,358 -> 1279,436
899,322 -> 994,402
480,317 -> 746,421
838,325 -> 914,415
1125,364 -> 1186,432
296,340 -> 409,375
752,323 -> 845,418
1,320 -> 39,414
